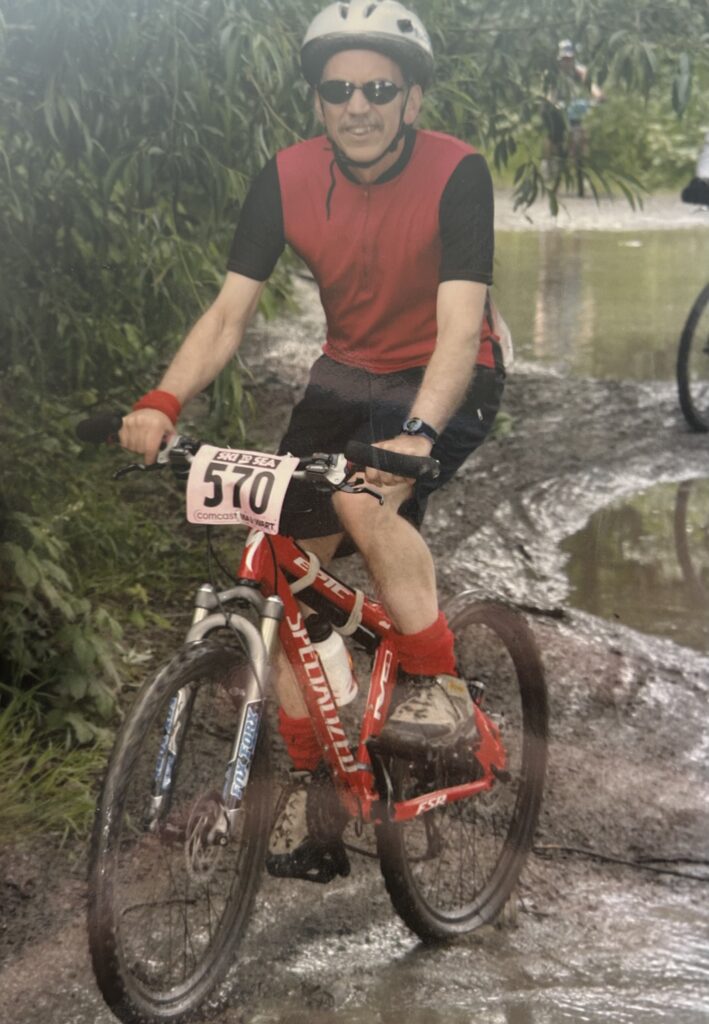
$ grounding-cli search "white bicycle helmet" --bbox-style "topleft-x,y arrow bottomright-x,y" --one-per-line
301,0 -> 434,89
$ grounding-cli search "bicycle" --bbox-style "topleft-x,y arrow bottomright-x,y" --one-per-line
541,97 -> 597,199
80,413 -> 548,1024
677,281 -> 709,432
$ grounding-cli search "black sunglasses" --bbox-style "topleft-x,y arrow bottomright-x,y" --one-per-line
317,79 -> 404,106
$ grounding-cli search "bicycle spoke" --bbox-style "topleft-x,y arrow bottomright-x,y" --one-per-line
376,603 -> 547,938
89,643 -> 271,1021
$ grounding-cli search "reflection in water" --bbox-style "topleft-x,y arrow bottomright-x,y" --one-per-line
674,479 -> 709,603
562,478 -> 709,651
532,232 -> 596,367
494,228 -> 707,380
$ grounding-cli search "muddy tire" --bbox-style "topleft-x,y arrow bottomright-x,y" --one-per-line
375,601 -> 548,942
677,283 -> 709,432
88,642 -> 271,1024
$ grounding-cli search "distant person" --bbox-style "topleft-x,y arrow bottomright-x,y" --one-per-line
555,39 -> 605,105
541,40 -> 605,195
681,132 -> 709,205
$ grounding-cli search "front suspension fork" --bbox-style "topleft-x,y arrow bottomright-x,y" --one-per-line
147,584 -> 284,833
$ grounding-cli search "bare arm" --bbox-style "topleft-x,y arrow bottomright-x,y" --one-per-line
120,272 -> 265,463
368,279 -> 486,484
409,279 -> 486,431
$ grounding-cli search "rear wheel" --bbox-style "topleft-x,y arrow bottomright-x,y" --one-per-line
677,283 -> 709,432
375,601 -> 547,941
88,641 -> 271,1023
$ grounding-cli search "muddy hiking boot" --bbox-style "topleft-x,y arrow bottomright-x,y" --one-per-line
370,674 -> 478,762
265,768 -> 350,884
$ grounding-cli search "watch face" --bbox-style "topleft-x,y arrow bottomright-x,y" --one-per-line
404,417 -> 423,433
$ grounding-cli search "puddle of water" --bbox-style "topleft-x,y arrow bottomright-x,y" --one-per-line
494,229 -> 707,380
562,478 -> 709,651
249,888 -> 709,1024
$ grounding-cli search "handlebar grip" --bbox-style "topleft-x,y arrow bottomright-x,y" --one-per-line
76,412 -> 124,444
345,441 -> 440,480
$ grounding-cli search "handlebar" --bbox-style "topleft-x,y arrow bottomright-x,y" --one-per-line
75,411 -> 124,444
343,440 -> 438,481
75,414 -> 441,490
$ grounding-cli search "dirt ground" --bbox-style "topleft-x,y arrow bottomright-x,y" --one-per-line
1,191 -> 708,1024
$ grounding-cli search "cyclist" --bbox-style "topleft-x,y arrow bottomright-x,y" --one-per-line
681,131 -> 709,205
542,39 -> 605,189
119,0 -> 507,880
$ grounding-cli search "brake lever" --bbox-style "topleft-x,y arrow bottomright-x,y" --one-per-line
339,481 -> 384,505
112,435 -> 184,480
353,484 -> 384,505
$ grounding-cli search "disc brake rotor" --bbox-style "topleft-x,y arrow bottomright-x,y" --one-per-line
184,791 -> 228,882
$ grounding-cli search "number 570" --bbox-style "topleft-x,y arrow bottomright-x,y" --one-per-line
203,463 -> 274,514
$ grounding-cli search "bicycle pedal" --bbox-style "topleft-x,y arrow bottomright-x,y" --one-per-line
265,838 -> 350,884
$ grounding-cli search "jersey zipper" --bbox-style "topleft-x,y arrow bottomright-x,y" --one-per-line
360,186 -> 372,295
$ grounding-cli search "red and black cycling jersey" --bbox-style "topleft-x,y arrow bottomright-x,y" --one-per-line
227,127 -> 497,373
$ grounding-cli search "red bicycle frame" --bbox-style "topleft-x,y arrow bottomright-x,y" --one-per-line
239,529 -> 507,825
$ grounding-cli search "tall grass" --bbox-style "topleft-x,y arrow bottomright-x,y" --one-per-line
0,690 -> 106,840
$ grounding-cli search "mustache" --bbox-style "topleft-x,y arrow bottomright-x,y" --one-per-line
341,121 -> 379,130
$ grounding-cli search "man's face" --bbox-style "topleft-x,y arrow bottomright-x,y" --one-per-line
315,49 -> 422,167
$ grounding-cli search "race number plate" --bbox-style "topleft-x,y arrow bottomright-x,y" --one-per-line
186,446 -> 298,534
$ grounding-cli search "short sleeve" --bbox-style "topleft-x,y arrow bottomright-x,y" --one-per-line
438,154 -> 494,285
226,158 -> 285,281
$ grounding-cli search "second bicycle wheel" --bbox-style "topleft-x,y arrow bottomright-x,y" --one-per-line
88,641 -> 271,1024
677,283 -> 709,432
375,600 -> 548,941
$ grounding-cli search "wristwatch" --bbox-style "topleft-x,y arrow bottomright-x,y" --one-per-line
401,416 -> 439,444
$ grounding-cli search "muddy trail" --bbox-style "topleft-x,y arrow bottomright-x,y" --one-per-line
2,196 -> 708,1024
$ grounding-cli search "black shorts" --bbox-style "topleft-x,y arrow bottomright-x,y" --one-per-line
277,353 -> 505,542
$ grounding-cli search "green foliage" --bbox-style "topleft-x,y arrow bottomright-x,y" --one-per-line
0,688 -> 106,839
0,388 -> 203,744
0,0 -> 317,402
585,87 -> 708,191
1,510 -> 121,740
416,0 -> 709,207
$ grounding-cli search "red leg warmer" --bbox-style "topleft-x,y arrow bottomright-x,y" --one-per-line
277,708 -> 322,771
395,611 -> 457,676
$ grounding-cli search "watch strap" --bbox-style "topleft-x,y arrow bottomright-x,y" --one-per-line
401,417 -> 439,444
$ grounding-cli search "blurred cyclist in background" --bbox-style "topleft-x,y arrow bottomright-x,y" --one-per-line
542,39 -> 605,196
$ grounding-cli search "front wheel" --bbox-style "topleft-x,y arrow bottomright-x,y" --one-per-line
88,641 -> 271,1024
677,283 -> 709,432
375,601 -> 548,941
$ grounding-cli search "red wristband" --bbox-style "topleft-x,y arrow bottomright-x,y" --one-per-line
132,389 -> 182,425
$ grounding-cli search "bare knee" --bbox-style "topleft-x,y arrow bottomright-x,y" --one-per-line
333,483 -> 412,549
